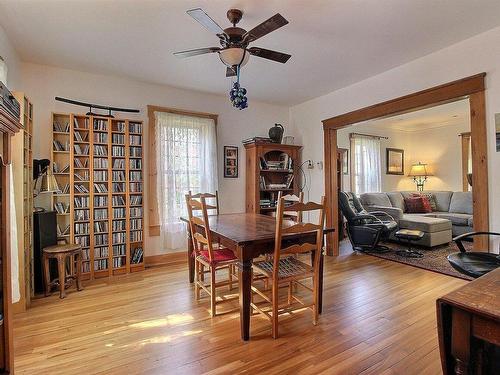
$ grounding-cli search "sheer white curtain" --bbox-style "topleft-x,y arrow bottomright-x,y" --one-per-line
155,112 -> 218,250
350,134 -> 381,194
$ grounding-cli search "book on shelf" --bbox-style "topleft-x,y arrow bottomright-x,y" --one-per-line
73,117 -> 90,130
74,131 -> 88,142
242,136 -> 272,145
54,202 -> 69,214
75,184 -> 90,193
94,132 -> 108,143
75,171 -> 89,181
94,208 -> 109,220
94,119 -> 108,131
112,133 -> 125,144
53,162 -> 70,173
94,183 -> 108,193
74,144 -> 90,155
129,122 -> 143,133
131,247 -> 144,264
74,158 -> 89,168
53,140 -> 69,151
285,174 -> 294,188
53,119 -> 70,133
94,145 -> 108,156
260,176 -> 266,189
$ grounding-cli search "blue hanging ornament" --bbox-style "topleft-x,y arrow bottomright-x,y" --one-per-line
229,65 -> 248,110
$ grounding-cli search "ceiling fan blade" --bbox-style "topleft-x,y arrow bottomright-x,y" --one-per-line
173,47 -> 221,58
187,8 -> 226,36
243,13 -> 289,42
226,66 -> 237,77
247,47 -> 291,63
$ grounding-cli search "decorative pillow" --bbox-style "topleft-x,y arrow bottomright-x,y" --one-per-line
404,195 -> 432,213
419,192 -> 437,211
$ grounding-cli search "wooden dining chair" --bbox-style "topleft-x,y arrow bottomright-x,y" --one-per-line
188,190 -> 219,215
185,194 -> 238,316
278,191 -> 304,222
251,195 -> 326,338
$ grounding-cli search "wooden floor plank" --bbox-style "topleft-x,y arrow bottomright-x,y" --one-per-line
14,250 -> 466,374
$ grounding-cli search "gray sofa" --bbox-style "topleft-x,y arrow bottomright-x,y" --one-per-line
359,191 -> 473,247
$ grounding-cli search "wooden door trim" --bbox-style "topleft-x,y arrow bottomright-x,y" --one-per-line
322,73 -> 489,255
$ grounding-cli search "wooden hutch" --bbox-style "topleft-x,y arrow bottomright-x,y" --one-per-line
0,96 -> 22,373
244,140 -> 301,215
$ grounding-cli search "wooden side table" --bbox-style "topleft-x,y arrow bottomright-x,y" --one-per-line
437,268 -> 500,374
42,244 -> 84,299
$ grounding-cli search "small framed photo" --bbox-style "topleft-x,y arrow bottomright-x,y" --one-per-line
338,148 -> 348,175
224,146 -> 238,178
386,148 -> 404,175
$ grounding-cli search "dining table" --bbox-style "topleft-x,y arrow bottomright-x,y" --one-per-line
180,212 -> 334,341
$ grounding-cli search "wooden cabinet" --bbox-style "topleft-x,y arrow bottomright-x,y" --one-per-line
244,141 -> 301,215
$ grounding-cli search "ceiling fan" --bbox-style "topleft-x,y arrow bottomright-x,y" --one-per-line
173,8 -> 291,77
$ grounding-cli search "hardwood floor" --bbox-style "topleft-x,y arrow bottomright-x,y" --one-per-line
14,250 -> 466,374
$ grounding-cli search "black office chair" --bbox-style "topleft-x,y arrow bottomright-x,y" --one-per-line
448,232 -> 500,278
339,191 -> 398,253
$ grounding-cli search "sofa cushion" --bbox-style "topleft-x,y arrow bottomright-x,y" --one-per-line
468,216 -> 474,227
419,192 -> 437,211
433,212 -> 472,226
449,191 -> 473,215
431,191 -> 454,212
359,193 -> 392,208
387,192 -> 405,210
404,195 -> 432,213
399,215 -> 452,233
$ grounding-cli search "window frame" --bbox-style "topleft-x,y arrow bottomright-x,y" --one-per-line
147,105 -> 218,236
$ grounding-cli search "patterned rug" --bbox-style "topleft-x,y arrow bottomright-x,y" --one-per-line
367,241 -> 473,281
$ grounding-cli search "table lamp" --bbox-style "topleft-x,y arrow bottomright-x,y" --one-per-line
408,162 -> 432,191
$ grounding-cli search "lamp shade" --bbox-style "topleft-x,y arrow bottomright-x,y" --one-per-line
408,162 -> 432,177
219,48 -> 250,68
39,170 -> 60,193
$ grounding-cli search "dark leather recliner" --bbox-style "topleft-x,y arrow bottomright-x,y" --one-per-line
448,231 -> 500,278
339,191 -> 398,252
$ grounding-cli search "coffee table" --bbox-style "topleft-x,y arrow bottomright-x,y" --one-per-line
395,229 -> 425,258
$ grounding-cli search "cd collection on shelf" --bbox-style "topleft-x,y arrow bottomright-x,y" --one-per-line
51,113 -> 145,280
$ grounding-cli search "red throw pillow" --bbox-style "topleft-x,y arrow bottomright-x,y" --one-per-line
404,195 -> 432,213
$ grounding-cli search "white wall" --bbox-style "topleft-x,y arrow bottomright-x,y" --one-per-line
20,63 -> 289,255
336,125 -> 414,192
337,120 -> 470,193
0,23 -> 21,89
290,26 -> 500,240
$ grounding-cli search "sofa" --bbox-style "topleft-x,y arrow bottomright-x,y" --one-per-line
359,191 -> 473,247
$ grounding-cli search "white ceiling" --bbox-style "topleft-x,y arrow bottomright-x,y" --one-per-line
1,0 -> 500,105
364,99 -> 470,132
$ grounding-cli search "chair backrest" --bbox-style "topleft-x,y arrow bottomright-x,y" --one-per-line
272,196 -> 326,277
185,195 -> 215,262
277,191 -> 304,222
339,191 -> 368,223
187,190 -> 220,215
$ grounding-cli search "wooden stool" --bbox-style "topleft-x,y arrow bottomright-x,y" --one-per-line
42,244 -> 84,299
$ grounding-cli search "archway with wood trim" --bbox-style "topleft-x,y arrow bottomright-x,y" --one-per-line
322,73 -> 488,255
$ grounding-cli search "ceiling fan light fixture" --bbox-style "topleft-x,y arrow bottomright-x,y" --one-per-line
219,48 -> 249,68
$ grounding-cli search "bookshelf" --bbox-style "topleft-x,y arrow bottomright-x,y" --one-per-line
51,113 -> 145,280
12,92 -> 34,312
244,141 -> 302,215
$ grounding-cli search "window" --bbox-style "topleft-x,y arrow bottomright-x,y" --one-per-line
148,106 -> 218,250
350,134 -> 381,194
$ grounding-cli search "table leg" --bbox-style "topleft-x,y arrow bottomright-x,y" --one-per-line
239,258 -> 252,341
312,249 -> 324,314
186,223 -> 195,283
451,309 -> 471,375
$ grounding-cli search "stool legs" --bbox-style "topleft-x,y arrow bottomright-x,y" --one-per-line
43,253 -> 51,297
57,254 -> 67,299
76,253 -> 84,291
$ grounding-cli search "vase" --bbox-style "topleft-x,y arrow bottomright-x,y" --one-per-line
268,124 -> 284,143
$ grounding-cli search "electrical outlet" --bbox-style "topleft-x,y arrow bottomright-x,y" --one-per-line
307,160 -> 314,169
317,161 -> 323,170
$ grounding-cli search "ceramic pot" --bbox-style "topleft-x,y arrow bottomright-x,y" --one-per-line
269,123 -> 284,143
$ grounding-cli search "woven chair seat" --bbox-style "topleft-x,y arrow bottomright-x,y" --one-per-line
197,248 -> 237,266
253,256 -> 313,280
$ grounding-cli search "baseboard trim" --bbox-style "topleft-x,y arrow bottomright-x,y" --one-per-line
145,252 -> 187,268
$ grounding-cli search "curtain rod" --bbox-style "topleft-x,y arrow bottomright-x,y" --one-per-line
349,132 -> 389,140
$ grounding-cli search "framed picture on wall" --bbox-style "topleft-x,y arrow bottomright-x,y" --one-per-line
496,113 -> 500,152
386,148 -> 404,175
338,148 -> 349,175
224,146 -> 238,178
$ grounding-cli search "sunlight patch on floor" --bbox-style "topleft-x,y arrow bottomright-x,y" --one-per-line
128,313 -> 194,329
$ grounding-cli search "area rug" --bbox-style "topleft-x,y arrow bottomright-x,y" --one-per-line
367,241 -> 473,281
